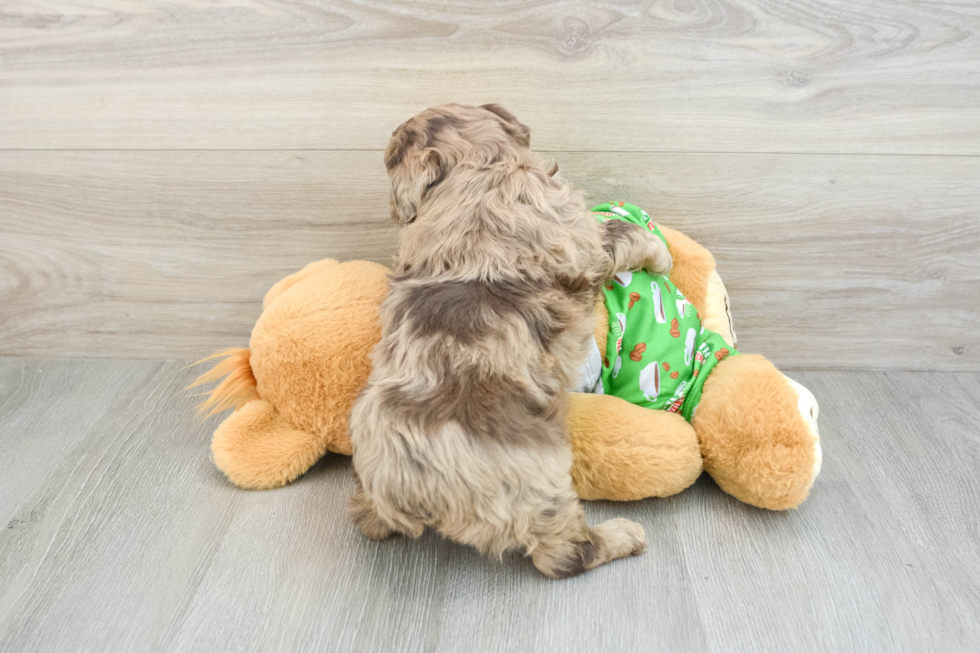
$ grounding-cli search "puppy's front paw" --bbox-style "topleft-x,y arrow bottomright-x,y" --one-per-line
643,237 -> 673,277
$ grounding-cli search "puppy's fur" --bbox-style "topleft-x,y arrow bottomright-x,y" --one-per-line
349,104 -> 672,578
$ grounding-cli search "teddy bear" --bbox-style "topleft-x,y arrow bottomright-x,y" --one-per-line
191,219 -> 821,510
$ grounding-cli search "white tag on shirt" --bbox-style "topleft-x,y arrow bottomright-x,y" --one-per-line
569,337 -> 603,393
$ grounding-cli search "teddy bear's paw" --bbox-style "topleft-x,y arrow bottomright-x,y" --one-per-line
594,518 -> 648,558
211,399 -> 328,490
782,375 -> 822,484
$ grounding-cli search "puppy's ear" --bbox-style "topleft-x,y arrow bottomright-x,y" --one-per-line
481,103 -> 531,147
389,149 -> 444,224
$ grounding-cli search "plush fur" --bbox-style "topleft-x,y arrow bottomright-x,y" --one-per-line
212,398 -> 325,490
693,353 -> 819,510
567,393 -> 702,501
199,258 -> 392,491
188,348 -> 256,417
249,259 -> 388,452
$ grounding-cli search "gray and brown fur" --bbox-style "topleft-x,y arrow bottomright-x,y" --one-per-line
348,103 -> 672,578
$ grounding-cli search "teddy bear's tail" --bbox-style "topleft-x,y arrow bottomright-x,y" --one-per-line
186,348 -> 258,417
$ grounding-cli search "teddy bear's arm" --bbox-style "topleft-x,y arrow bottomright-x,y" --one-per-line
658,225 -> 736,349
592,226 -> 736,350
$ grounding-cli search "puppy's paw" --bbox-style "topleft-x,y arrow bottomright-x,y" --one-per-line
350,487 -> 397,541
595,518 -> 648,558
358,518 -> 396,541
642,236 -> 673,277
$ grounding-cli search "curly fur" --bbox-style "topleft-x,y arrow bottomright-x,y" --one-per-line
349,103 -> 672,577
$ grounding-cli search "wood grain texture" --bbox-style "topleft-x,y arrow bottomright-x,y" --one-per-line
1,150 -> 977,369
1,357 -> 979,652
1,0 -> 979,153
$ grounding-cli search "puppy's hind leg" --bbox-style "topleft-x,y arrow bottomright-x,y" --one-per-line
349,478 -> 396,541
530,493 -> 647,579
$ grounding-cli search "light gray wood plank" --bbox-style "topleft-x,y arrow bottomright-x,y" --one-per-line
1,1 -> 979,153
1,151 -> 977,370
1,358 -> 980,652
799,370 -> 980,648
0,150 -> 399,360
0,359 -> 245,653
673,369 -> 980,652
0,358 -> 165,597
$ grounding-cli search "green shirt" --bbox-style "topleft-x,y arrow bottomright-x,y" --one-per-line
592,202 -> 738,422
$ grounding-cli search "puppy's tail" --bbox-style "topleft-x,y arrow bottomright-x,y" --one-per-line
185,348 -> 257,417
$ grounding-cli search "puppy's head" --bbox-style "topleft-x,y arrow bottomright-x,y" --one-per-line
383,103 -> 532,224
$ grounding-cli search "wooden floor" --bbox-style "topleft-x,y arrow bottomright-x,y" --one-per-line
1,357 -> 978,652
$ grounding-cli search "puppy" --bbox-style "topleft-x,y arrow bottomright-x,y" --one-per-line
349,104 -> 672,578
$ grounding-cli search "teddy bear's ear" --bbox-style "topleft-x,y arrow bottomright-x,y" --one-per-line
388,148 -> 444,225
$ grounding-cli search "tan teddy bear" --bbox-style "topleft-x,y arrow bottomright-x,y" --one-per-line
192,225 -> 820,510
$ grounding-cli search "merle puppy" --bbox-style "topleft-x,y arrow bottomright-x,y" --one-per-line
349,104 -> 672,578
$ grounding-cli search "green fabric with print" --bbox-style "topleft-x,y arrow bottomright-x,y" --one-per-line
592,202 -> 737,422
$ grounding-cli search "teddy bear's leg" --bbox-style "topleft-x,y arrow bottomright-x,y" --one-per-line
692,354 -> 820,510
567,393 -> 703,501
211,398 -> 330,490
